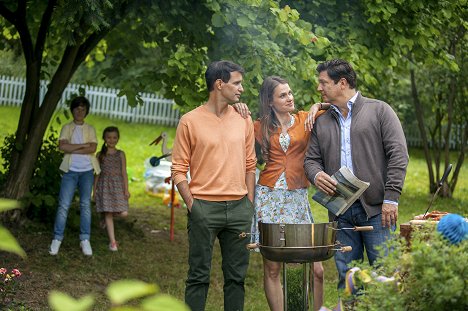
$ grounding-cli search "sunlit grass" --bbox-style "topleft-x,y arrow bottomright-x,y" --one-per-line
1,105 -> 467,310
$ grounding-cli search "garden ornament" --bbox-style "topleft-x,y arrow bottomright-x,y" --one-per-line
437,213 -> 468,245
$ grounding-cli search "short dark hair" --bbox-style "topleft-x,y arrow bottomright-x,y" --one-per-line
316,59 -> 357,89
205,60 -> 244,92
70,96 -> 91,116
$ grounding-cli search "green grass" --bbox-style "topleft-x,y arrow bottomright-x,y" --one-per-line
1,105 -> 467,310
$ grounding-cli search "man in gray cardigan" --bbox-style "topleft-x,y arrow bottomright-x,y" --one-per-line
304,59 -> 408,290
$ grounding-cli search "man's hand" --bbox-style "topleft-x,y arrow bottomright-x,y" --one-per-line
232,102 -> 251,119
381,203 -> 398,227
175,180 -> 194,211
186,197 -> 194,212
315,171 -> 337,195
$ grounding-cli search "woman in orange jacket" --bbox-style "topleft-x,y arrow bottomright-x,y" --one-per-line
236,76 -> 329,311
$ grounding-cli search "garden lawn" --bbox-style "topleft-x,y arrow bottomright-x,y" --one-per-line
1,106 -> 467,310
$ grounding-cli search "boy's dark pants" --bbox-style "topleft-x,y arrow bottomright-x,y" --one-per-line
185,196 -> 254,311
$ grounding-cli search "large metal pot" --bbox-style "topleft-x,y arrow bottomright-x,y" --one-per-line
259,221 -> 338,248
248,221 -> 372,263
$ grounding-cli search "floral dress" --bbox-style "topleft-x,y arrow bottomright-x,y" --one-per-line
95,150 -> 129,213
251,115 -> 313,245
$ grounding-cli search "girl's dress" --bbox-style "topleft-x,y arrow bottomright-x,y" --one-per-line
251,115 -> 313,245
95,150 -> 129,213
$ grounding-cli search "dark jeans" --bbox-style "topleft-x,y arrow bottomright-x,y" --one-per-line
185,196 -> 254,311
334,201 -> 394,289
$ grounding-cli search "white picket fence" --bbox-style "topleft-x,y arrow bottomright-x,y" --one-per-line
404,123 -> 465,150
0,75 -> 180,126
1,75 -> 465,149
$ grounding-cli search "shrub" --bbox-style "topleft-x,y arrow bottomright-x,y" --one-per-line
352,226 -> 468,311
0,128 -> 63,222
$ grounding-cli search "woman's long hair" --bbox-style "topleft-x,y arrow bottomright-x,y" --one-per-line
259,76 -> 288,161
98,126 -> 120,163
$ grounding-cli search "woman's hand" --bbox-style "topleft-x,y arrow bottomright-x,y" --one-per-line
305,103 -> 322,131
232,102 -> 251,119
304,102 -> 330,131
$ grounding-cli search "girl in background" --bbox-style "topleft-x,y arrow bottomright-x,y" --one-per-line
94,126 -> 130,251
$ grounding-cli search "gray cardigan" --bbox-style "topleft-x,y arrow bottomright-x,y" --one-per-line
304,93 -> 409,219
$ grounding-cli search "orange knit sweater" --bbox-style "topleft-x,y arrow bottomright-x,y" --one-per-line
171,105 -> 257,201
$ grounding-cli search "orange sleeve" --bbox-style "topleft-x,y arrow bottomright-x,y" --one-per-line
245,117 -> 257,174
171,117 -> 191,186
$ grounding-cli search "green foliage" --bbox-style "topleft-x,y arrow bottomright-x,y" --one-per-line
0,129 -> 62,222
0,0 -> 328,199
352,227 -> 468,311
0,50 -> 25,77
79,0 -> 326,115
106,280 -> 158,305
48,280 -> 189,311
48,291 -> 94,311
0,199 -> 25,258
283,0 -> 467,195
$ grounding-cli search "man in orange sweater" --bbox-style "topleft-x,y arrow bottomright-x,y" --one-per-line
171,60 -> 257,311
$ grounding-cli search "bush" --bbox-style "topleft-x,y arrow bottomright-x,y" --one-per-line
352,226 -> 468,311
0,128 -> 63,222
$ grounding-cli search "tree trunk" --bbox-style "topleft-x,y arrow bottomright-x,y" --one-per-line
2,47 -> 81,200
439,42 -> 457,198
410,69 -> 436,193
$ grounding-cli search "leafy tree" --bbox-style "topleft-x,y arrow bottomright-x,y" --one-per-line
0,0 -> 324,203
0,0 -> 134,202
285,0 -> 467,197
362,0 -> 467,197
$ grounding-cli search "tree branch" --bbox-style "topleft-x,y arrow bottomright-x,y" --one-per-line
71,2 -> 131,72
35,0 -> 57,60
410,68 -> 435,191
0,3 -> 16,24
7,0 -> 34,65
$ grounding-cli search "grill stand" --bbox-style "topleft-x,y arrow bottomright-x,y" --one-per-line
283,262 -> 314,311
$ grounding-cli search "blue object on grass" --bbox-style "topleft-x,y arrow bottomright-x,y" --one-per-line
437,213 -> 468,245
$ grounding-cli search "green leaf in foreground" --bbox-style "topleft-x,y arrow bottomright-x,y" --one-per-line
107,280 -> 159,305
48,291 -> 94,311
0,198 -> 21,212
0,226 -> 26,258
141,294 -> 190,311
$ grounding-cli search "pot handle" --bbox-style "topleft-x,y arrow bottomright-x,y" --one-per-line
354,226 -> 374,231
246,243 -> 259,250
340,246 -> 352,252
331,246 -> 352,252
239,232 -> 255,239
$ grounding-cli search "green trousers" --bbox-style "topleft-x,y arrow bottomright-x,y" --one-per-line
185,196 -> 254,311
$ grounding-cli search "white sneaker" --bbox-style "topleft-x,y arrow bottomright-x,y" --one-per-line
49,239 -> 62,255
109,241 -> 118,252
80,240 -> 93,256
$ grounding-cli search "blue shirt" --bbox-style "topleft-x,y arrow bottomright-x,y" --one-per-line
331,92 -> 358,173
331,92 -> 397,206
